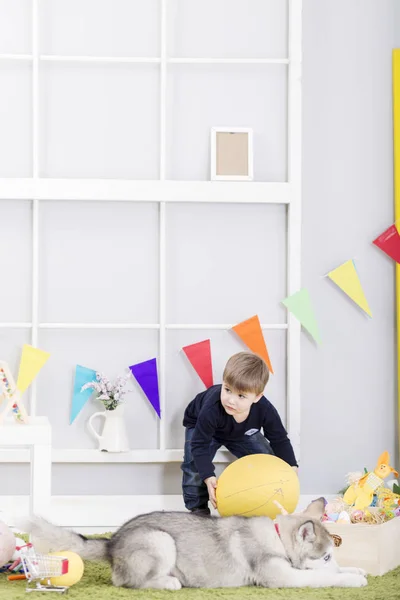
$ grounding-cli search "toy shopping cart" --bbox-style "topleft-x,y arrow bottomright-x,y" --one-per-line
18,543 -> 69,594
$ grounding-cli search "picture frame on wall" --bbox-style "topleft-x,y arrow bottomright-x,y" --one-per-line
210,127 -> 254,181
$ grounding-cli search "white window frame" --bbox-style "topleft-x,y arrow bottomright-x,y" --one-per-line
0,0 -> 302,466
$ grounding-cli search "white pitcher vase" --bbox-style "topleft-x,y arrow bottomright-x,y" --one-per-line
88,404 -> 130,452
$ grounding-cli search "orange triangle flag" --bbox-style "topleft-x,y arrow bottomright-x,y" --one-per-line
232,315 -> 274,374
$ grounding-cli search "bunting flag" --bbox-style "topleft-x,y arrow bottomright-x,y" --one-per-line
282,289 -> 321,344
327,260 -> 372,317
130,358 -> 161,418
70,365 -> 97,424
16,344 -> 51,393
232,315 -> 274,373
373,224 -> 400,264
182,339 -> 214,388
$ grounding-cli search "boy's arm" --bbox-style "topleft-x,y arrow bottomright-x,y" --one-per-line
262,402 -> 298,468
190,409 -> 218,481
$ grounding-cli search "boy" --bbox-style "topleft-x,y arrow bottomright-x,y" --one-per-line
181,352 -> 298,516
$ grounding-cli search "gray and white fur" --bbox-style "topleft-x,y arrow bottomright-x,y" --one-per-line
24,499 -> 367,590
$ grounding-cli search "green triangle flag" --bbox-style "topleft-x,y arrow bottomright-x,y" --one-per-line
281,288 -> 321,344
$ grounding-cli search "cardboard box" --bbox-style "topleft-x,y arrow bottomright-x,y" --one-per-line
325,518 -> 400,576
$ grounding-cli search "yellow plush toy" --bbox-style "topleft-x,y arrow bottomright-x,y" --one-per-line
343,451 -> 398,510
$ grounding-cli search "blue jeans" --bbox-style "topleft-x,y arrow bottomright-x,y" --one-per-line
181,427 -> 274,511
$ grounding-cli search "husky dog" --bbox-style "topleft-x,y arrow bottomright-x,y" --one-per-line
24,498 -> 367,590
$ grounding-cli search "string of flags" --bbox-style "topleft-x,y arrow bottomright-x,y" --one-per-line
14,221 -> 400,424
70,315 -> 272,423
69,220 -> 400,422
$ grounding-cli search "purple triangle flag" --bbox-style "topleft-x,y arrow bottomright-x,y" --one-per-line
129,358 -> 161,418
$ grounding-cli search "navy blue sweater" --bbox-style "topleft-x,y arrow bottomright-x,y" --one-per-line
183,384 -> 298,480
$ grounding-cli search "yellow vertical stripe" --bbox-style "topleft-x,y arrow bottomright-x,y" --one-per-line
393,50 -> 400,464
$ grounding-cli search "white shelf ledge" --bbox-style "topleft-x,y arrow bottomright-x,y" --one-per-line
0,54 -> 289,66
0,178 -> 291,203
0,322 -> 288,330
0,448 -> 232,464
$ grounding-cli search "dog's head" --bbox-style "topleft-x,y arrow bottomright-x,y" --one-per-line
276,498 -> 339,571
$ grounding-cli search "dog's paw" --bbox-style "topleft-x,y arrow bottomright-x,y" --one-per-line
338,573 -> 367,588
340,567 -> 367,577
162,576 -> 182,590
147,576 -> 182,590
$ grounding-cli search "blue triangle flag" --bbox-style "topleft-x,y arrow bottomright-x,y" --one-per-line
70,364 -> 97,424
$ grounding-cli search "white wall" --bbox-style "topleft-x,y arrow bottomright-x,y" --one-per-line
301,0 -> 397,492
0,0 -> 398,496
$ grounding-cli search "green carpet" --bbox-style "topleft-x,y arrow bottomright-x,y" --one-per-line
1,563 -> 399,599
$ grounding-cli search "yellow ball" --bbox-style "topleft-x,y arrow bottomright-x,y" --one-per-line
216,454 -> 300,518
42,551 -> 84,587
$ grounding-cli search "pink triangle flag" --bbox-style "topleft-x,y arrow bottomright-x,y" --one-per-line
129,358 -> 161,418
182,339 -> 213,388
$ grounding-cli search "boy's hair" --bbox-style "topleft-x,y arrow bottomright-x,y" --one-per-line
222,352 -> 269,395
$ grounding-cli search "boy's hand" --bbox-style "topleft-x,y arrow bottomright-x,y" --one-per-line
204,476 -> 218,508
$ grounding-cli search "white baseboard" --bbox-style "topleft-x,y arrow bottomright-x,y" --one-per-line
0,494 -> 332,534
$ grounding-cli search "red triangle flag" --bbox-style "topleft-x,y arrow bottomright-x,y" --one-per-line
373,224 -> 400,264
232,315 -> 274,374
182,340 -> 214,389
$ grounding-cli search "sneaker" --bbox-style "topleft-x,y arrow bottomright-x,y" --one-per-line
190,507 -> 211,517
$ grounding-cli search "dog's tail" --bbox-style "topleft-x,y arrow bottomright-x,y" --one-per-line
23,516 -> 109,561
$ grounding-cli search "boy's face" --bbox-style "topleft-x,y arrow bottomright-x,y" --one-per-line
220,382 -> 262,417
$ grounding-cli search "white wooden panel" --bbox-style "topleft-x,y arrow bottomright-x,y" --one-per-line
166,202 -> 287,324
40,63 -> 160,179
0,201 -> 32,321
158,0 -> 167,450
40,0 -> 160,58
166,64 -> 287,181
37,328 -> 159,449
165,328 -> 287,449
38,201 -> 159,323
286,0 -> 302,460
0,179 -> 291,203
0,417 -> 50,445
0,1 -> 302,470
0,0 -> 31,55
167,0 -> 287,59
0,63 -> 32,177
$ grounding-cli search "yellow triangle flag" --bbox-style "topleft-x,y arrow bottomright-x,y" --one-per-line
16,345 -> 51,392
327,260 -> 372,317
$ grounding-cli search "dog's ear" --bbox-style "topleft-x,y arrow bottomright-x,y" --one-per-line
297,521 -> 316,543
303,497 -> 325,520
